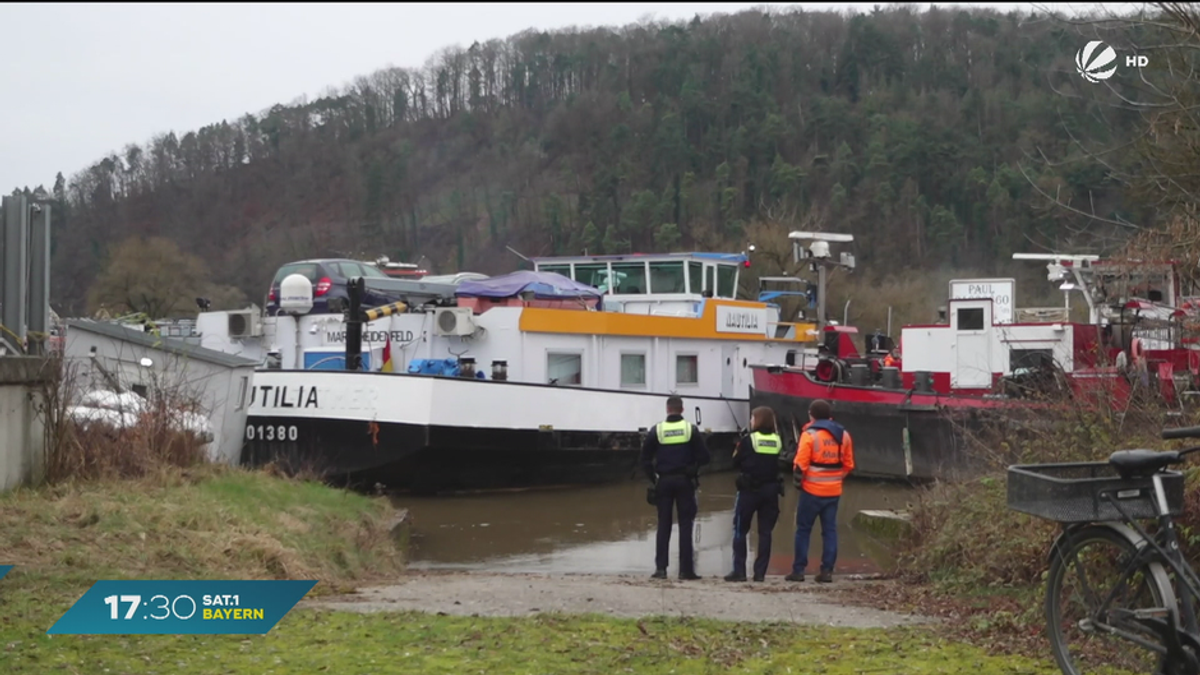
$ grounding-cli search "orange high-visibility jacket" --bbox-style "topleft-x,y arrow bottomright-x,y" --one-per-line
794,421 -> 855,497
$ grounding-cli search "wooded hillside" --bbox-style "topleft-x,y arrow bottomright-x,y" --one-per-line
24,4 -> 1181,317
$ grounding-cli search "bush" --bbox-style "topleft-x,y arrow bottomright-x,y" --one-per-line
895,382 -> 1200,591
37,354 -> 212,484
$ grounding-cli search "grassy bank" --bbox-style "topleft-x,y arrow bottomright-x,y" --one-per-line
874,394 -> 1200,657
4,610 -> 1058,674
0,465 -> 405,627
0,463 -> 1065,674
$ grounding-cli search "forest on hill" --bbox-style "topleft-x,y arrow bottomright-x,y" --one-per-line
19,3 -> 1196,325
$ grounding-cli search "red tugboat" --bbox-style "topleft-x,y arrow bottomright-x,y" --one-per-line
749,232 -> 1200,482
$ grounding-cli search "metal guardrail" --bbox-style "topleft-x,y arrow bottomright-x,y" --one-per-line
1015,307 -> 1071,322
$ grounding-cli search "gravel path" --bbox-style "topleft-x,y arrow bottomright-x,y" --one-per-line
304,571 -> 929,629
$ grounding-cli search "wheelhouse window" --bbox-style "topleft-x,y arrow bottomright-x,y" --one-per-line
705,266 -> 715,297
620,353 -> 646,387
957,307 -> 985,331
547,353 -> 582,386
649,262 -> 686,294
611,262 -> 648,294
688,261 -> 703,295
717,265 -> 737,298
539,264 -> 571,278
574,263 -> 609,291
676,354 -> 699,386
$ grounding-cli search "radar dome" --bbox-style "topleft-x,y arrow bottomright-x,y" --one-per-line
279,274 -> 314,314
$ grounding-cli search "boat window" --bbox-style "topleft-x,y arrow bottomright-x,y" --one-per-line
547,352 -> 582,386
1010,348 -> 1054,371
957,307 -> 985,331
573,263 -> 609,291
649,262 -> 686,294
611,262 -> 648,295
688,261 -> 703,295
620,353 -> 646,387
539,264 -> 571,278
676,354 -> 699,386
705,266 -> 715,296
717,265 -> 737,298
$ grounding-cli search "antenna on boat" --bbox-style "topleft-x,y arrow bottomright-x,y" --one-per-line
1013,253 -> 1102,324
506,245 -> 531,263
789,231 -> 855,336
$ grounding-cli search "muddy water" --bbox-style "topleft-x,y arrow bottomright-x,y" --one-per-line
399,476 -> 915,577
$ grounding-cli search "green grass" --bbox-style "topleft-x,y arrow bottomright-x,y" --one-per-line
0,465 -> 1068,674
0,610 -> 1061,674
0,465 -> 403,588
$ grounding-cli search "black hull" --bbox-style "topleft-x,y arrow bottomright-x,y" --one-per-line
240,415 -> 738,494
750,387 -> 988,482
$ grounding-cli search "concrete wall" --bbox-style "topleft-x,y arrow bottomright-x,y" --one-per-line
0,357 -> 49,492
63,331 -> 255,465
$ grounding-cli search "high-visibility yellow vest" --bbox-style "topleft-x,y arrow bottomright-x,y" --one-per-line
750,432 -> 782,455
657,419 -> 692,445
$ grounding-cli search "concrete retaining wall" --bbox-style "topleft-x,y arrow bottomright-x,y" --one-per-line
0,357 -> 50,492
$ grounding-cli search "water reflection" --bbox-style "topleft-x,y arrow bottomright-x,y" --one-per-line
400,475 -> 915,576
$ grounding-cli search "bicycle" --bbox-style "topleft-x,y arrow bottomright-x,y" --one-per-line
1007,424 -> 1200,675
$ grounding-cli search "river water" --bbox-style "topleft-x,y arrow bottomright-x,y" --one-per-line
399,476 -> 915,577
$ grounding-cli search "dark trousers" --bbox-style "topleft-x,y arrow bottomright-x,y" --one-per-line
792,489 -> 840,574
655,474 -> 698,574
731,481 -> 781,578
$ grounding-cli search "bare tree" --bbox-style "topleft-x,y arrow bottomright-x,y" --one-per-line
1023,2 -> 1200,251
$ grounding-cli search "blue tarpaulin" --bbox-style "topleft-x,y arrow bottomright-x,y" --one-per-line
455,271 -> 603,300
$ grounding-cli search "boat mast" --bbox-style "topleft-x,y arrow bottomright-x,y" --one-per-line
1012,253 -> 1101,324
790,231 -> 856,335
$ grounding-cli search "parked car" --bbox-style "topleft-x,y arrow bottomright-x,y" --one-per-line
420,272 -> 489,285
265,259 -> 402,315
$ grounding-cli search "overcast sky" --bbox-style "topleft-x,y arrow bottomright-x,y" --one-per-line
0,2 -> 1123,193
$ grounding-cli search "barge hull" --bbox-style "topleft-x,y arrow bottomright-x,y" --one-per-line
242,414 -> 737,493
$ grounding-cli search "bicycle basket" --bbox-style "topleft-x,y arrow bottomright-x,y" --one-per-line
1006,462 -> 1185,523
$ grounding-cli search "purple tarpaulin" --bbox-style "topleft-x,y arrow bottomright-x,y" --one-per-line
454,270 -> 603,300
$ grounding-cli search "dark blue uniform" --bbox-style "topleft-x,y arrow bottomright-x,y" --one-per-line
641,414 -> 711,577
729,431 -> 787,580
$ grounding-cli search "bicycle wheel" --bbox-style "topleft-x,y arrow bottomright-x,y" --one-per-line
1046,525 -> 1177,675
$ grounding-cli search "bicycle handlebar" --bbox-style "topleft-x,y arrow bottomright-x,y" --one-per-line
1162,426 -> 1200,440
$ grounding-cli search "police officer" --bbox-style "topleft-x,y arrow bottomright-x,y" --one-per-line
641,394 -> 711,580
787,399 -> 855,583
724,406 -> 788,582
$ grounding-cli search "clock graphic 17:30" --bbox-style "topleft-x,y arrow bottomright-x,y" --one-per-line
104,593 -> 199,621
48,580 -> 317,635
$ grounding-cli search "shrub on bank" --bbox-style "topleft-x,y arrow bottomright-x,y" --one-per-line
12,357 -> 407,596
36,354 -> 213,483
895,384 -> 1200,591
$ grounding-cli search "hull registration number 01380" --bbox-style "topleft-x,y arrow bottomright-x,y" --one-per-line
246,424 -> 299,441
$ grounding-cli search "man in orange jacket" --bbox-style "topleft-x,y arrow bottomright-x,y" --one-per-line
786,399 -> 855,583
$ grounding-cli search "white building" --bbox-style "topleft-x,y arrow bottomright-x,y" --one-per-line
63,320 -> 258,465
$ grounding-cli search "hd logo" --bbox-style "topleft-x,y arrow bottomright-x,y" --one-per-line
1075,40 -> 1118,82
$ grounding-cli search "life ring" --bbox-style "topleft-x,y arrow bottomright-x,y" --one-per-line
1131,338 -> 1145,364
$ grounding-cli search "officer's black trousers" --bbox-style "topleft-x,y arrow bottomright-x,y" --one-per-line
655,474 -> 698,574
731,481 -> 781,579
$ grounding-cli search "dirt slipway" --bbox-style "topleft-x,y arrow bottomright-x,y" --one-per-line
304,571 -> 928,628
